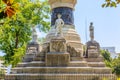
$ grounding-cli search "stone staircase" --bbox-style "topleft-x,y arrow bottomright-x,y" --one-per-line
5,15 -> 116,80
5,50 -> 116,80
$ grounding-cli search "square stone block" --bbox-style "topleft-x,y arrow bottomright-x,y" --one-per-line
88,52 -> 99,58
50,37 -> 66,52
46,53 -> 70,67
88,49 -> 99,58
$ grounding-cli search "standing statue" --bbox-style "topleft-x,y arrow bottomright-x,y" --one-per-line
32,26 -> 38,43
55,14 -> 64,36
89,22 -> 94,41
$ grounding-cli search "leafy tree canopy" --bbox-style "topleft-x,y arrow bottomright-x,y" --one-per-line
100,50 -> 120,75
102,0 -> 120,7
0,0 -> 50,67
112,54 -> 120,75
0,56 -> 4,60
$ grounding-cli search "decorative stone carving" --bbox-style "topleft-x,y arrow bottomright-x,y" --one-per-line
51,7 -> 74,26
46,35 -> 70,67
50,37 -> 66,53
55,14 -> 64,36
67,45 -> 82,57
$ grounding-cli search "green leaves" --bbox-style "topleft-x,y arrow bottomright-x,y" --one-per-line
0,14 -> 32,66
0,0 -> 50,67
102,0 -> 120,7
100,50 -> 112,62
112,54 -> 120,75
100,50 -> 120,75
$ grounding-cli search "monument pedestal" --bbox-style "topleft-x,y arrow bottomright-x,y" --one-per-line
88,46 -> 99,58
86,40 -> 100,58
46,36 -> 70,67
50,36 -> 66,52
46,53 -> 70,67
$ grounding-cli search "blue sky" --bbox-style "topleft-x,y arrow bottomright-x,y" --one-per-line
73,0 -> 120,53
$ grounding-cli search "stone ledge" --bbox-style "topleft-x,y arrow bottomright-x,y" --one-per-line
5,73 -> 116,80
11,67 -> 112,74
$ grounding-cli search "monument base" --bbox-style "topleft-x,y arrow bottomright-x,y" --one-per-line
46,53 -> 70,67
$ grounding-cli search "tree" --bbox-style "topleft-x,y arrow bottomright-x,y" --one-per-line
100,50 -> 120,75
112,54 -> 120,75
102,0 -> 120,7
100,50 -> 113,67
0,56 -> 4,60
0,0 -> 50,67
0,0 -> 20,18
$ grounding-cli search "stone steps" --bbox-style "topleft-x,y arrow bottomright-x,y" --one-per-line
70,57 -> 84,61
22,54 -> 35,62
17,61 -> 45,67
36,53 -> 45,57
68,61 -> 88,67
17,61 -> 88,67
11,67 -> 112,74
87,62 -> 105,67
33,57 -> 45,61
85,57 -> 104,62
5,73 -> 116,80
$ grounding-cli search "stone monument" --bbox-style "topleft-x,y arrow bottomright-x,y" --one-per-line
46,0 -> 83,56
5,0 -> 116,80
86,22 -> 100,58
23,26 -> 41,62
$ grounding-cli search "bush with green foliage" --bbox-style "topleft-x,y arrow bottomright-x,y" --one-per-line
100,50 -> 113,67
112,54 -> 120,75
100,50 -> 120,75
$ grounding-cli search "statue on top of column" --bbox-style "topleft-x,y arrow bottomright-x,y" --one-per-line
89,22 -> 94,41
55,14 -> 64,36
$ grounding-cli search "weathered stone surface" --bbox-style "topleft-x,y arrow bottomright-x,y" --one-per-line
67,45 -> 83,57
46,25 -> 83,55
46,53 -> 70,67
50,37 -> 66,52
11,67 -> 112,74
85,57 -> 104,62
5,74 -> 116,80
23,44 -> 41,62
86,40 -> 100,58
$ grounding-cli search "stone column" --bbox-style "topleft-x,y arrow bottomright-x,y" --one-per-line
46,0 -> 83,57
49,0 -> 77,26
